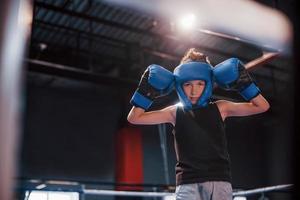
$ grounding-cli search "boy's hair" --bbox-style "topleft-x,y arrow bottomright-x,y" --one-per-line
180,48 -> 211,64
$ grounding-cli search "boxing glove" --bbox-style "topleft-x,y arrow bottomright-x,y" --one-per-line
130,64 -> 175,109
213,58 -> 260,101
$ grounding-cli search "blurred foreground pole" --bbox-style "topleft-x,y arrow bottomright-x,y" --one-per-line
0,0 -> 32,200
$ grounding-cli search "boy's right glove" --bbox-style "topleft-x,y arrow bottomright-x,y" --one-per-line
213,58 -> 260,101
130,64 -> 175,110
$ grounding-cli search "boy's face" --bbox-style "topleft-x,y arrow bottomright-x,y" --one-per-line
182,80 -> 206,104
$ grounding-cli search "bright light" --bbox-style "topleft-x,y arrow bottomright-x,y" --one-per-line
26,191 -> 79,200
35,184 -> 46,189
177,13 -> 196,31
164,195 -> 176,200
49,192 -> 78,200
175,102 -> 183,107
26,191 -> 47,200
233,196 -> 247,200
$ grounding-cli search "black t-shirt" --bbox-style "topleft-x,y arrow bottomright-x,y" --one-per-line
173,102 -> 231,185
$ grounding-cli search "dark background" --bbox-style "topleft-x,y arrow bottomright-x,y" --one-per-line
18,0 -> 297,199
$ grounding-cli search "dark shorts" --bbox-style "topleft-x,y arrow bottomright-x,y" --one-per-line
175,181 -> 232,200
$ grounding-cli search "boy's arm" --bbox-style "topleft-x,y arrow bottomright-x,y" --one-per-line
128,64 -> 176,126
127,105 -> 176,126
216,94 -> 270,119
213,56 -> 271,119
130,64 -> 174,110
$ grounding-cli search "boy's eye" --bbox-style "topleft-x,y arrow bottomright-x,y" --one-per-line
183,83 -> 191,86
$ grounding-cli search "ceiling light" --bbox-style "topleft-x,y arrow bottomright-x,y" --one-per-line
177,13 -> 196,31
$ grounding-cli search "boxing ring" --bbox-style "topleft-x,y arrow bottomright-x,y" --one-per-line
0,0 -> 294,200
84,184 -> 293,198
18,178 -> 293,199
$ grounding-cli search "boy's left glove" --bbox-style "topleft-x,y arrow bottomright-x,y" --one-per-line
213,58 -> 260,101
130,64 -> 175,110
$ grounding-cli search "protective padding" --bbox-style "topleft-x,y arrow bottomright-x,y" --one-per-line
148,64 -> 175,94
174,62 -> 213,110
213,58 -> 240,89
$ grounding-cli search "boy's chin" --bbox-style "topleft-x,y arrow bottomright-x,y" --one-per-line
189,99 -> 199,104
190,101 -> 198,105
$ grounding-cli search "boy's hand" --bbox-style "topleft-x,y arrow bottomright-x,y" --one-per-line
130,64 -> 174,110
213,58 -> 260,101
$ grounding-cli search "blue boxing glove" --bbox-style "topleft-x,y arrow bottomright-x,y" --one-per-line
213,58 -> 260,101
130,64 -> 175,110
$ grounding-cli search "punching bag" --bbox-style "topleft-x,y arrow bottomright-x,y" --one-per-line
115,125 -> 143,191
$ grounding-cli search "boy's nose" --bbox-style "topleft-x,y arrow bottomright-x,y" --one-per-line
191,86 -> 196,95
191,86 -> 195,93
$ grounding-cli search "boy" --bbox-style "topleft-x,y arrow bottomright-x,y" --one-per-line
127,48 -> 270,200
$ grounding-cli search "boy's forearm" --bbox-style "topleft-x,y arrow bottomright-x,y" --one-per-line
127,106 -> 145,124
250,94 -> 270,112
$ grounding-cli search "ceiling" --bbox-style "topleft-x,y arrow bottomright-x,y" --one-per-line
27,0 -> 295,106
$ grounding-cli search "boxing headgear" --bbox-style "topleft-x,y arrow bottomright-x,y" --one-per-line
174,62 -> 213,110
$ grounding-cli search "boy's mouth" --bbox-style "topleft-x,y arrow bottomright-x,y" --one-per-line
189,97 -> 199,103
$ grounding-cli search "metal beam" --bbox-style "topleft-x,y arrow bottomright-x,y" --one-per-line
35,20 -> 181,62
35,19 -> 127,47
26,59 -> 137,88
34,1 -> 249,60
31,38 -> 128,64
33,20 -> 289,74
32,5 -> 289,73
35,2 -> 156,37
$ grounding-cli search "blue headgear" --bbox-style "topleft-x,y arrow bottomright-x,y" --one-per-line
173,61 -> 213,110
